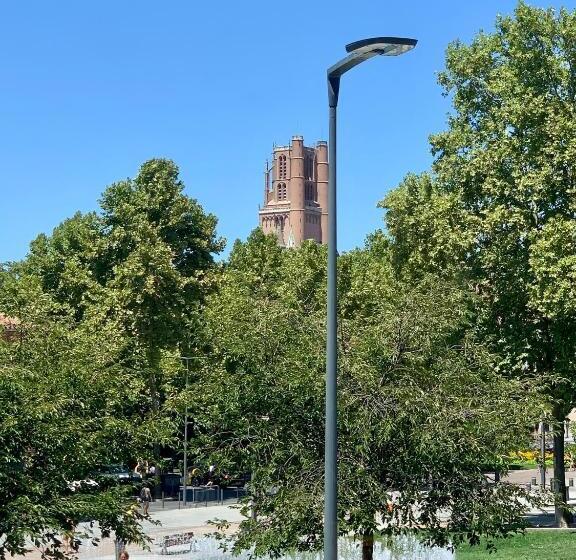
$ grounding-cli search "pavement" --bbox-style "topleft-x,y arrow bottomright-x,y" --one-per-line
143,503 -> 244,533
503,467 -> 576,492
22,503 -> 245,560
20,476 -> 576,560
501,468 -> 576,527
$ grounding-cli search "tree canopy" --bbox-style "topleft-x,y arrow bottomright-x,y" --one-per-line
0,159 -> 223,557
189,231 -> 542,559
0,277 -> 162,559
382,1 -> 576,526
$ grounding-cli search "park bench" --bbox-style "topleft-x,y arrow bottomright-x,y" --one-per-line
156,531 -> 195,554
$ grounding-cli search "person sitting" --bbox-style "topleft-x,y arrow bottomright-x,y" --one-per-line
190,468 -> 201,486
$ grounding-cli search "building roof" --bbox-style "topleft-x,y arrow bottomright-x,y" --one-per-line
0,313 -> 21,330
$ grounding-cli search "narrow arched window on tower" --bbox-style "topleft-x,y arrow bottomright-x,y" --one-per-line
279,155 -> 287,180
277,183 -> 287,201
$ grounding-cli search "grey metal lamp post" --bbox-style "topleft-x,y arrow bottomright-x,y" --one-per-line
181,356 -> 206,507
324,37 -> 417,560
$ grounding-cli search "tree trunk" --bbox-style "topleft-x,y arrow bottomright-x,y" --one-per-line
147,347 -> 161,458
250,472 -> 257,521
362,531 -> 374,560
147,347 -> 161,413
552,406 -> 571,527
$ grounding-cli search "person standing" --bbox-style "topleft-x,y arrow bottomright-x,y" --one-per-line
140,485 -> 152,515
115,540 -> 127,560
147,464 -> 157,500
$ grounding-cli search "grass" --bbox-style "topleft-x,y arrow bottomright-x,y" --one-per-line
508,460 -> 553,469
455,530 -> 576,559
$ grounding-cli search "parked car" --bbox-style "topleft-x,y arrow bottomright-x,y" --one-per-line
93,464 -> 142,484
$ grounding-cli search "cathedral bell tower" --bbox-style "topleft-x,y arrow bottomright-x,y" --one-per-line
259,136 -> 328,247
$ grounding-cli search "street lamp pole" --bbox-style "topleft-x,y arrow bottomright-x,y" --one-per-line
540,420 -> 547,488
183,357 -> 190,507
324,37 -> 417,560
180,356 -> 206,507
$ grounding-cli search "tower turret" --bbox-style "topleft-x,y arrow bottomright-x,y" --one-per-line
290,136 -> 305,246
316,141 -> 328,243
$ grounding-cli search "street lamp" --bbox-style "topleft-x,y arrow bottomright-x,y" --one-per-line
180,356 -> 206,507
324,37 -> 417,560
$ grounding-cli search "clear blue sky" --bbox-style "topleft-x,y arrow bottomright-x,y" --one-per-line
1,1 -> 574,262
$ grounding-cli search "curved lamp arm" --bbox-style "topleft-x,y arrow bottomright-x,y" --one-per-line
328,36 -> 417,107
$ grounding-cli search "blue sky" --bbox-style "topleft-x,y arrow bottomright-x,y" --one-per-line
1,0 -> 574,261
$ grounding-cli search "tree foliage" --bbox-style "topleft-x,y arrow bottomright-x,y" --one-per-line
0,159 -> 223,556
0,277 -> 161,559
190,231 -> 542,558
381,2 -> 576,526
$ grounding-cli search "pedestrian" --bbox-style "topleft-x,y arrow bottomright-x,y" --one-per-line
140,485 -> 152,515
115,540 -> 127,560
191,467 -> 200,485
63,519 -> 76,555
206,464 -> 216,486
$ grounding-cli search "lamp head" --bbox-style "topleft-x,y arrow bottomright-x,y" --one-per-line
328,36 -> 417,81
345,37 -> 417,57
327,35 -> 417,106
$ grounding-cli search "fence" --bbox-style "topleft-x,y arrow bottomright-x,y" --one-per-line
156,484 -> 247,509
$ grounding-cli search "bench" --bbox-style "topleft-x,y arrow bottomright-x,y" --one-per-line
157,532 -> 195,554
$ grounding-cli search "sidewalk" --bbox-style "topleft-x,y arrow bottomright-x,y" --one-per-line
24,504 -> 245,560
142,504 -> 244,536
504,467 -> 576,495
502,468 -> 576,528
23,488 -> 574,559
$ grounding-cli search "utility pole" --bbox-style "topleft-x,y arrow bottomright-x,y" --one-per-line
540,421 -> 546,488
183,357 -> 190,506
180,356 -> 206,507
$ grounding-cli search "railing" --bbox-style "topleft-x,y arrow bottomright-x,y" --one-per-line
177,484 -> 247,508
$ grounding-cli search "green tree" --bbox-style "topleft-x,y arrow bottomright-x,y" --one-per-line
18,212 -> 106,323
0,158 -> 224,555
23,158 -> 224,420
382,2 -> 576,526
0,274 -> 172,559
189,232 -> 542,560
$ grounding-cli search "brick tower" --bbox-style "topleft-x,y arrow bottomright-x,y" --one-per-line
259,136 -> 328,247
